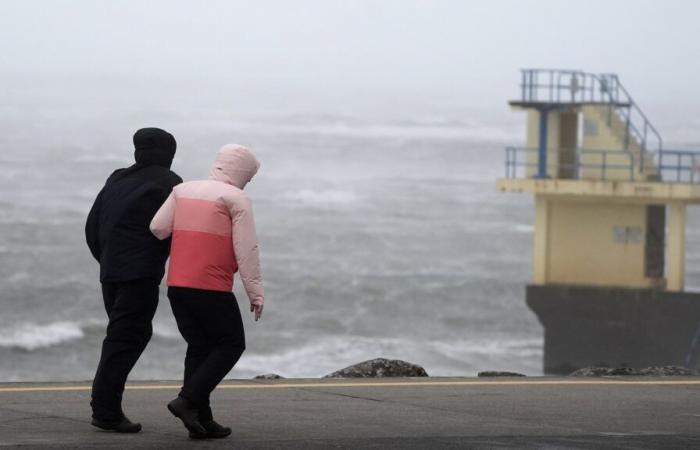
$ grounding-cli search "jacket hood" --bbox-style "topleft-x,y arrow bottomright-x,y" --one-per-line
133,128 -> 177,169
209,144 -> 260,188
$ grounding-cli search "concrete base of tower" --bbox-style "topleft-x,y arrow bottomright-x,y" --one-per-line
526,284 -> 700,374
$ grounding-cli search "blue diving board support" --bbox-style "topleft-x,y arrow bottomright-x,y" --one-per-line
532,105 -> 561,179
510,101 -> 565,179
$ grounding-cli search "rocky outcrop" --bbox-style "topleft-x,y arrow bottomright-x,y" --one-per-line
570,366 -> 696,377
323,358 -> 428,378
253,373 -> 285,380
478,371 -> 526,377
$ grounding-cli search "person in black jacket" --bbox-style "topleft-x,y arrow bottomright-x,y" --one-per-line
85,128 -> 182,433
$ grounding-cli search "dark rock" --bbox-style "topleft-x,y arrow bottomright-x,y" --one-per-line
478,371 -> 526,377
253,373 -> 284,380
323,358 -> 428,378
570,366 -> 696,377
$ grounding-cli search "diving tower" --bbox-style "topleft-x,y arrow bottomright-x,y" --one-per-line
498,69 -> 700,374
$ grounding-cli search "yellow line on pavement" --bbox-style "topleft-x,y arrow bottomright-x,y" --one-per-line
0,379 -> 699,393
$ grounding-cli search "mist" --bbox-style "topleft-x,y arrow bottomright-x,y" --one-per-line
2,0 -> 700,114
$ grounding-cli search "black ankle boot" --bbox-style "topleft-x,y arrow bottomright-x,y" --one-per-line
191,420 -> 232,439
167,396 -> 206,438
91,415 -> 142,433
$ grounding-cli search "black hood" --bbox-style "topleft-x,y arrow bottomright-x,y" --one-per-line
133,128 -> 176,168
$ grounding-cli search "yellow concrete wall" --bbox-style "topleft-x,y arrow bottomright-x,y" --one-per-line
532,196 -> 550,284
525,110 -> 538,150
580,105 -> 656,181
667,202 -> 686,291
496,178 -> 700,203
511,107 -> 684,291
534,197 -> 656,288
525,110 -> 560,178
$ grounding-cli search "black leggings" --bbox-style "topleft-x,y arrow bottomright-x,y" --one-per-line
168,287 -> 246,421
91,279 -> 159,421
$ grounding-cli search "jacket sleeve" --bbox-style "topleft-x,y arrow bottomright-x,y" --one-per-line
150,192 -> 177,240
231,196 -> 264,307
85,190 -> 103,261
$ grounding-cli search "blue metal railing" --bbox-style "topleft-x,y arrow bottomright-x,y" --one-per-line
659,150 -> 700,184
504,146 -> 700,184
520,69 -> 621,104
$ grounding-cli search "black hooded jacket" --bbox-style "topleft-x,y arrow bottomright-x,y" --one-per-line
85,128 -> 183,283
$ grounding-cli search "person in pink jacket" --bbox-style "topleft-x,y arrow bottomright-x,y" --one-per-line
150,144 -> 264,439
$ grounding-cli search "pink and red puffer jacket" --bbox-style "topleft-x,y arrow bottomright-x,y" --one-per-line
150,144 -> 264,307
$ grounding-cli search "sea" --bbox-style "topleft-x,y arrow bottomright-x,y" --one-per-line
2,92 -> 700,381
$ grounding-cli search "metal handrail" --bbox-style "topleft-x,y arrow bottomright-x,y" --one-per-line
520,69 -> 628,104
503,146 -> 700,184
658,149 -> 700,184
505,146 -> 638,181
614,80 -> 664,152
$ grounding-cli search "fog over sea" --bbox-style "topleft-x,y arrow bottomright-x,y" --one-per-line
2,91 -> 700,382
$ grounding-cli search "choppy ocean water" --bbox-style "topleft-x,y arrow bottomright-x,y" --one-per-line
1,101 -> 699,381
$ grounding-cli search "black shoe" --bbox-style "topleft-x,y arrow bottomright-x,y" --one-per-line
190,420 -> 232,439
167,397 -> 206,438
91,415 -> 142,433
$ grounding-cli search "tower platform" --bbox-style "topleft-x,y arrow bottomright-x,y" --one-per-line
509,100 -> 632,109
498,178 -> 700,202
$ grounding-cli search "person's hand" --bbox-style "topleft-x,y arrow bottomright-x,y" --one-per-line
250,303 -> 263,321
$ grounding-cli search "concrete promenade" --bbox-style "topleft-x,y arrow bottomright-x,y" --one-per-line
0,377 -> 699,449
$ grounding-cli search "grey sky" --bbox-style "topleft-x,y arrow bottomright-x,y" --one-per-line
1,0 -> 699,109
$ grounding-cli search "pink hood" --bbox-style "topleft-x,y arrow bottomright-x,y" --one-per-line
209,144 -> 260,189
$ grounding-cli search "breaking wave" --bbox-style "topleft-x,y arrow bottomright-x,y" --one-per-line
513,224 -> 534,233
284,189 -> 358,207
0,321 -> 87,351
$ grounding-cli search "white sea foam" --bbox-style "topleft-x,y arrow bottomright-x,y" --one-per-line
235,335 -> 407,378
234,335 -> 543,378
429,338 -> 543,360
7,272 -> 31,283
152,324 -> 182,339
0,321 -> 86,351
284,189 -> 357,207
513,224 -> 534,233
233,117 -> 522,142
74,154 -> 128,163
0,217 -> 79,226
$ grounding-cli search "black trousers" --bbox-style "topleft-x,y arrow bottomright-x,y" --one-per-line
91,279 -> 159,421
168,287 -> 246,422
